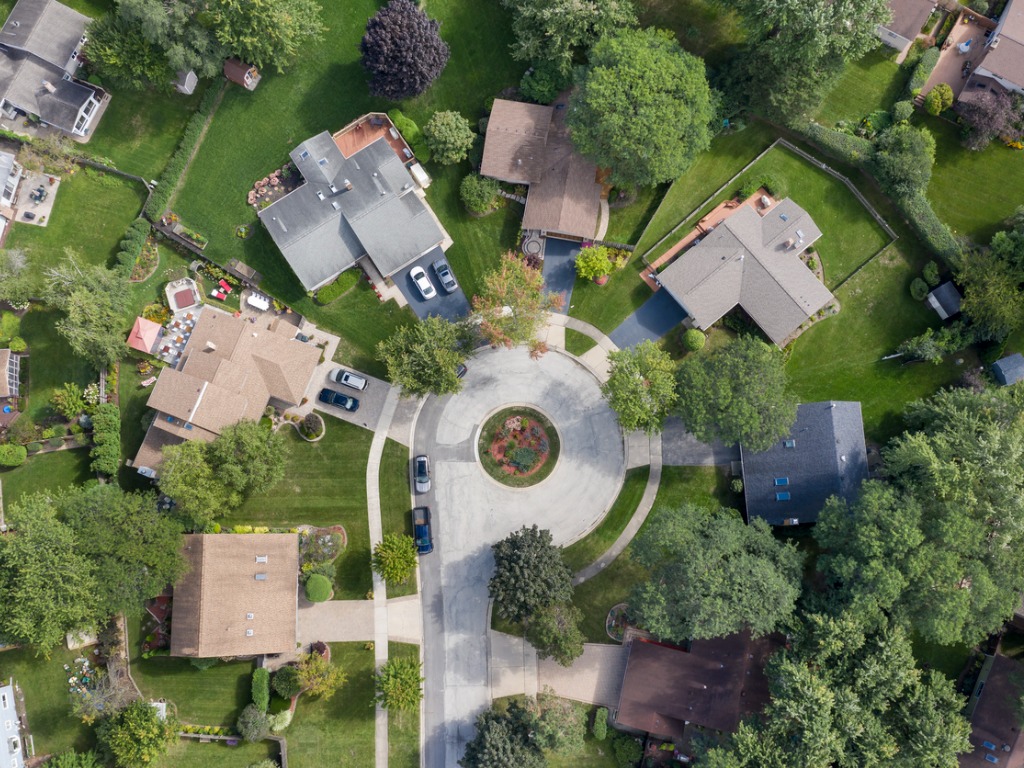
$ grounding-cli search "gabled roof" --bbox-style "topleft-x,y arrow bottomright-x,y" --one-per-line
927,281 -> 962,320
480,99 -> 553,184
880,0 -> 933,43
993,353 -> 1024,386
0,681 -> 18,768
740,401 -> 868,526
614,632 -> 783,739
0,0 -> 87,70
961,654 -> 1024,768
659,199 -> 834,346
127,316 -> 162,354
0,50 -> 95,132
170,534 -> 298,658
979,0 -> 1024,90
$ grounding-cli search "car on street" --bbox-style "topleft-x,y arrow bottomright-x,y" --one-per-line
410,266 -> 436,300
432,257 -> 458,293
318,388 -> 359,411
330,368 -> 368,390
413,507 -> 433,554
414,454 -> 431,493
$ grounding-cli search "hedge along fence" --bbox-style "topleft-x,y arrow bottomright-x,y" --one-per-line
906,46 -> 941,97
144,83 -> 224,220
89,401 -> 121,475
115,218 -> 153,275
789,122 -> 875,169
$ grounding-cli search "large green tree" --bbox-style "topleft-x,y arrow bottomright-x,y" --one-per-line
460,701 -> 545,768
0,249 -> 37,306
567,28 -> 713,187
631,504 -> 802,642
209,0 -> 325,71
525,601 -> 585,667
207,420 -> 287,497
377,316 -> 471,397
473,252 -> 563,349
674,335 -> 797,451
601,340 -> 678,434
374,657 -> 424,711
85,13 -> 173,90
489,525 -> 572,623
422,111 -> 475,166
96,700 -> 177,768
872,124 -> 937,198
372,534 -> 418,586
159,440 -> 235,530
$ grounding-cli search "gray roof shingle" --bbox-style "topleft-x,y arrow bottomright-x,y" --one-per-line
993,353 -> 1024,386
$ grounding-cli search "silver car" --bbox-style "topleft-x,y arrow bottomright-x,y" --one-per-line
414,454 -> 431,493
432,257 -> 458,293
331,368 -> 368,390
410,266 -> 436,300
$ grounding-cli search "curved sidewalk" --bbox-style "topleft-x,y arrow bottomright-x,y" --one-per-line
545,312 -> 619,382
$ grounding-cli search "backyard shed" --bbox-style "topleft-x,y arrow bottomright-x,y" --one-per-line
926,281 -> 962,320
224,58 -> 261,91
993,353 -> 1024,386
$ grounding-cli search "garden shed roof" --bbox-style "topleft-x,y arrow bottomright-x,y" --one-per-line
127,316 -> 163,354
993,353 -> 1024,386
926,281 -> 962,320
170,533 -> 299,658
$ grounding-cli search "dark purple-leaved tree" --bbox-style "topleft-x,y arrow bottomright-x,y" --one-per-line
956,88 -> 1021,151
360,0 -> 450,100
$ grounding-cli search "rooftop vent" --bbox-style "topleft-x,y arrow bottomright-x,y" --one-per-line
255,555 -> 268,563
315,190 -> 325,201
255,573 -> 267,581
329,183 -> 338,193
246,612 -> 254,620
245,629 -> 254,637
42,80 -> 55,94
204,340 -> 217,352
331,201 -> 340,210
779,213 -> 789,222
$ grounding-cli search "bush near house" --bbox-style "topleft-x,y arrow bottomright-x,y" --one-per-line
305,573 -> 333,602
0,444 -> 27,467
315,270 -> 361,304
386,110 -> 431,163
459,174 -> 501,214
251,668 -> 270,712
116,218 -> 152,274
906,47 -> 940,96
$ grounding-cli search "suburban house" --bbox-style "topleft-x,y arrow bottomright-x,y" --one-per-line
0,348 -> 20,402
0,681 -> 22,768
877,0 -> 936,60
130,308 -> 320,478
960,653 -> 1024,768
658,198 -> 835,347
0,150 -> 22,207
613,632 -> 784,758
170,534 -> 299,658
259,119 -> 448,292
0,0 -> 106,138
740,401 -> 869,527
927,281 -> 962,320
971,0 -> 1024,96
992,353 -> 1024,386
480,98 -> 603,242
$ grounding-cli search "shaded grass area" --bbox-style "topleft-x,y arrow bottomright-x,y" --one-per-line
18,306 -> 95,424
911,634 -> 971,680
564,328 -> 597,357
151,739 -> 278,768
604,185 -> 667,245
379,437 -> 416,598
563,467 -> 650,573
572,467 -> 730,643
388,642 -> 421,768
546,708 -> 618,767
814,47 -> 904,127
637,0 -> 746,68
0,645 -> 95,754
478,407 -> 561,487
233,419 -> 373,599
0,448 -> 91,506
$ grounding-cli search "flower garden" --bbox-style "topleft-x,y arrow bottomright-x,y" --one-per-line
478,407 -> 560,488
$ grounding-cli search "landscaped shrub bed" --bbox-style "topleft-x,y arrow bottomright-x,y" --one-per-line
477,408 -> 560,488
906,46 -> 941,97
315,270 -> 361,304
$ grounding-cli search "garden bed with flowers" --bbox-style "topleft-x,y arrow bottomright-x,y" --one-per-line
477,407 -> 560,488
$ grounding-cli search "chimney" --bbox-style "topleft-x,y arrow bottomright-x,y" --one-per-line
204,340 -> 217,352
343,179 -> 352,191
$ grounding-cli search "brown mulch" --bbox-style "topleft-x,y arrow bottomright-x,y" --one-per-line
486,415 -> 551,478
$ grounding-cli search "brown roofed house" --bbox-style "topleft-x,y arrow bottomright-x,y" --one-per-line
614,632 -> 784,746
171,533 -> 298,658
961,654 -> 1024,768
480,98 -> 602,241
972,0 -> 1024,98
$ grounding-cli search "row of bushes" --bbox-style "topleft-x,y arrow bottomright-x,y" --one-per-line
315,269 -> 361,304
180,724 -> 234,736
906,46 -> 941,97
386,109 -> 431,163
794,122 -> 874,168
115,218 -> 152,274
144,85 -> 222,220
89,402 -> 121,475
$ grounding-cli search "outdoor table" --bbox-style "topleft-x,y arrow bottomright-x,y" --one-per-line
247,294 -> 270,311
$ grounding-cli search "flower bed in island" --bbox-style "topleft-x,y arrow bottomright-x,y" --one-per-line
478,407 -> 560,488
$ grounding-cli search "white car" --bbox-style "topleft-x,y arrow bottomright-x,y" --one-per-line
410,266 -> 436,300
331,368 -> 368,391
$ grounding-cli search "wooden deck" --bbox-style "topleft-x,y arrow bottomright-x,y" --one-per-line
333,114 -> 413,162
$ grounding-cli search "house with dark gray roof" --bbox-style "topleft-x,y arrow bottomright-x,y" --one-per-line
658,198 -> 835,347
927,281 -> 962,320
993,353 -> 1024,386
0,0 -> 105,137
0,681 -> 22,768
740,401 -> 868,526
259,129 -> 447,291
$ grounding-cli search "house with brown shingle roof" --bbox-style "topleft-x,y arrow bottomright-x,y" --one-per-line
131,308 -> 320,478
170,533 -> 298,658
972,0 -> 1024,97
480,98 -> 602,241
960,653 -> 1024,768
657,198 -> 834,347
876,0 -> 930,60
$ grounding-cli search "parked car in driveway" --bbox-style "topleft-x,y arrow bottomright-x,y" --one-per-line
413,507 -> 433,554
318,388 -> 359,411
331,368 -> 368,390
414,454 -> 431,493
410,266 -> 436,300
432,257 -> 458,293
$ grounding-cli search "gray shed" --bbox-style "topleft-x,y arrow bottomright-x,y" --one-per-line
993,353 -> 1024,386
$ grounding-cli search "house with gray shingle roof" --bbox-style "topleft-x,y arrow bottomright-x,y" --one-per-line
0,0 -> 104,137
993,353 -> 1024,386
740,401 -> 868,527
876,0 -> 930,60
259,130 -> 447,291
658,198 -> 835,347
973,0 -> 1024,97
0,681 -> 22,768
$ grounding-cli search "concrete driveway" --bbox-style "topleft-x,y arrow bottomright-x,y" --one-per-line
393,247 -> 471,321
609,289 -> 687,349
542,237 -> 583,313
415,347 -> 627,767
312,367 -> 391,431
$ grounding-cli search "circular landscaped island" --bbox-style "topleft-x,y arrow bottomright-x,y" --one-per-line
478,407 -> 561,488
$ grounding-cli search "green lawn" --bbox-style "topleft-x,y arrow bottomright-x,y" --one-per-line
232,419 -> 374,599
563,467 -> 650,573
637,0 -> 746,68
564,328 -> 597,357
152,739 -> 278,768
567,259 -> 653,335
379,438 -> 416,598
388,642 -> 421,768
17,307 -> 96,425
604,185 -> 667,246
814,47 -> 905,127
925,115 -> 1024,243
572,467 -> 731,643
911,634 -> 971,680
286,643 -> 376,768
0,646 -> 95,755
0,448 -> 91,507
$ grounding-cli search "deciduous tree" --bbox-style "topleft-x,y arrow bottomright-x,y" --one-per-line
958,249 -> 1024,339
209,0 -> 325,72
159,440 -> 236,530
423,111 -> 475,165
601,340 -> 678,434
96,699 -> 177,768
872,124 -> 937,197
377,316 -> 471,397
85,13 -> 173,90
374,657 -> 424,711
207,420 -> 287,496
956,87 -> 1021,150
567,28 -> 713,187
460,701 -> 545,768
371,533 -> 418,585
361,0 -> 450,100
489,525 -> 572,623
236,703 -> 270,742
297,650 -> 346,700
525,602 -> 585,667
473,252 -> 563,348
0,249 -> 35,306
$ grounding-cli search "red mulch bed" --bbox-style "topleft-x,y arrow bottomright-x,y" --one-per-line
486,414 -> 551,478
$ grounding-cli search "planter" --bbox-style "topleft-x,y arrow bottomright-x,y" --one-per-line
594,275 -> 609,286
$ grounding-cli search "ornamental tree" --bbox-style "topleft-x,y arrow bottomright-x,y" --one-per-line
377,315 -> 472,397
96,700 -> 177,768
460,701 -> 545,768
956,87 -> 1019,150
573,245 -> 615,280
297,650 -> 347,700
0,249 -> 35,306
567,28 -> 713,187
361,0 -> 450,100
236,703 -> 270,742
371,533 -> 418,585
423,111 -> 475,165
374,657 -> 424,711
473,252 -> 563,348
489,525 -> 572,623
601,340 -> 678,435
924,83 -> 954,116
207,420 -> 287,497
272,665 -> 302,698
460,174 -> 501,214
525,602 -> 585,667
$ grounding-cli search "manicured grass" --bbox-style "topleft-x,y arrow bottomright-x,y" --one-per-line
379,438 -> 416,598
0,646 -> 95,755
604,185 -> 667,245
567,259 -> 653,335
563,467 -> 650,572
88,85 -> 209,181
478,407 -> 561,487
564,328 -> 597,357
925,115 -> 1024,243
388,642 -> 421,768
814,47 -> 905,127
152,739 -> 278,768
286,643 -> 376,767
637,0 -> 746,68
911,634 -> 971,680
571,467 -> 730,643
18,306 -> 96,424
0,448 -> 91,506
233,419 -> 374,599
547,717 -> 618,768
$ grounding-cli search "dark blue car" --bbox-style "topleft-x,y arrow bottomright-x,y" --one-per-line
413,507 -> 433,554
318,387 -> 359,411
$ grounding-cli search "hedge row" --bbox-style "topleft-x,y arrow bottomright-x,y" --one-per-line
90,402 -> 121,475
251,668 -> 270,712
144,85 -> 222,220
906,47 -> 941,97
386,109 -> 431,163
115,218 -> 152,274
893,191 -> 962,267
315,269 -> 361,304
791,122 -> 875,168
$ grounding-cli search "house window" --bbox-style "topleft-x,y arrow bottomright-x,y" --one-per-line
776,492 -> 791,501
784,439 -> 796,449
774,477 -> 789,486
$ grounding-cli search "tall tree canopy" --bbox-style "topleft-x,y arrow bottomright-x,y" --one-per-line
96,699 -> 177,768
489,525 -> 572,623
209,0 -> 325,71
460,701 -> 545,768
959,208 -> 1024,339
361,0 -> 450,100
567,28 -> 713,188
674,335 -> 797,451
601,340 -> 678,434
377,316 -> 471,397
631,504 -> 803,642
472,252 -> 562,348
872,124 -> 937,197
0,249 -> 36,306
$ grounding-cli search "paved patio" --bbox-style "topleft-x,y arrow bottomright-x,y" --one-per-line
922,12 -> 993,99
13,172 -> 60,227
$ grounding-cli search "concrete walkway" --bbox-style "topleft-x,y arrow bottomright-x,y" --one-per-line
545,312 -> 619,382
296,595 -> 423,645
595,199 -> 610,240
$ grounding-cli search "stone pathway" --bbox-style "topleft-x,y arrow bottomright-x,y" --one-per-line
595,198 -> 610,240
